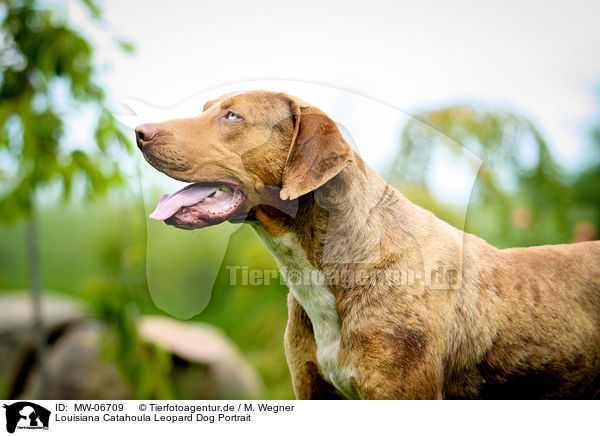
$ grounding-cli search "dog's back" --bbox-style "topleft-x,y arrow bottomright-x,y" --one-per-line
446,241 -> 600,399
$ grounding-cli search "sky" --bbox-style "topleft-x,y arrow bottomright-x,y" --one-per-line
63,0 -> 600,202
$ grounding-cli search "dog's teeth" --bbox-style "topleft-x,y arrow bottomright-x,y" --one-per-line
220,184 -> 232,193
213,189 -> 224,198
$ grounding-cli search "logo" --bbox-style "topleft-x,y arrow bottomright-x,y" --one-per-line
3,402 -> 50,434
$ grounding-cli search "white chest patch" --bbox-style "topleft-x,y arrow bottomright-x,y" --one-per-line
250,225 -> 357,399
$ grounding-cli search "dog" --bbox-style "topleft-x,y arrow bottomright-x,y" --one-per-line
136,90 -> 600,399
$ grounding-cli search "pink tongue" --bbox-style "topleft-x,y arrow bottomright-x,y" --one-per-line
149,184 -> 218,221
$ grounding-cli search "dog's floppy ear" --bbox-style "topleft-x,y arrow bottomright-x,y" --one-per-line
280,102 -> 353,201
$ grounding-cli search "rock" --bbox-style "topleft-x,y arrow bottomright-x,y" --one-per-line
0,291 -> 87,398
19,321 -> 131,400
0,292 -> 263,399
139,316 -> 263,399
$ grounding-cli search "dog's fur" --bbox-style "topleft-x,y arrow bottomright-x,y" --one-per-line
137,90 -> 600,399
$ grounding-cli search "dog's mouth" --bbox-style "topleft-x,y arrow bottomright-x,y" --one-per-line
149,182 -> 246,229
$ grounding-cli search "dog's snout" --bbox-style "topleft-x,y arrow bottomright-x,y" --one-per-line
135,123 -> 160,149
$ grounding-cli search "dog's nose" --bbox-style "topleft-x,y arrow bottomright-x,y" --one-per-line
135,123 -> 160,149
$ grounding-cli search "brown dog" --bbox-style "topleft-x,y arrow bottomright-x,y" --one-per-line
136,90 -> 600,399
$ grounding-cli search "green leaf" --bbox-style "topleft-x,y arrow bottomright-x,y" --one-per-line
79,0 -> 103,20
116,38 -> 135,54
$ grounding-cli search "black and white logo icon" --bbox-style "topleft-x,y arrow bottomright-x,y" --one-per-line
3,402 -> 50,434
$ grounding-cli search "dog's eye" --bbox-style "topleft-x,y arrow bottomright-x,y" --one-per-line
224,111 -> 242,121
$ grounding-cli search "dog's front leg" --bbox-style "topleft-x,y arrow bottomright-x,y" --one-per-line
284,293 -> 342,399
350,325 -> 444,399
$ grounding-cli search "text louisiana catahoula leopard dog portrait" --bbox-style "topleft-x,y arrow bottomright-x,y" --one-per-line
135,90 -> 600,399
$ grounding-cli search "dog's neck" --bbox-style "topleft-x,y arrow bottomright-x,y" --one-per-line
253,154 -> 430,293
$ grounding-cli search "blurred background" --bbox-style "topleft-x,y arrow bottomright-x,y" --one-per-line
0,0 -> 599,400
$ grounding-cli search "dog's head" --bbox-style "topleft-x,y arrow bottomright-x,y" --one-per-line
136,91 -> 353,230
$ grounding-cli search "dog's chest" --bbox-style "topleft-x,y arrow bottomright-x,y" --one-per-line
250,225 -> 357,399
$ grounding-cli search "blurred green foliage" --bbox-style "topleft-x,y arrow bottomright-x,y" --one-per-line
388,104 -> 599,248
573,123 -> 600,232
80,207 -> 175,400
0,0 -> 132,219
0,0 -> 171,400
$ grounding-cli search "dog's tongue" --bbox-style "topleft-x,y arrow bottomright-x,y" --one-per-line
149,184 -> 218,221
